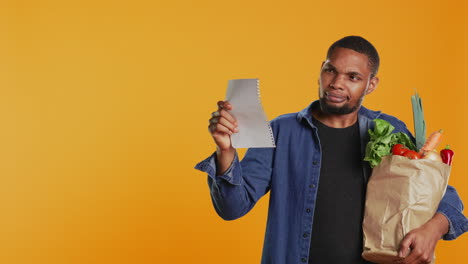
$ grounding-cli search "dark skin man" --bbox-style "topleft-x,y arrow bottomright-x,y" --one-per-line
208,47 -> 448,264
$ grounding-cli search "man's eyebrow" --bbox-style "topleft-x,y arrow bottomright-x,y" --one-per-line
347,71 -> 363,76
323,63 -> 336,69
324,63 -> 364,76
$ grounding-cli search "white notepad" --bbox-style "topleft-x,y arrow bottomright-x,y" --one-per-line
225,79 -> 276,148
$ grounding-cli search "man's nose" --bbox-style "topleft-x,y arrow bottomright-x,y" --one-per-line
330,74 -> 346,90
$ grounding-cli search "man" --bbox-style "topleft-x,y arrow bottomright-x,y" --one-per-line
195,36 -> 466,264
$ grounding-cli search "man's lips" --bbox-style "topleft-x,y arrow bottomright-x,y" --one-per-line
325,92 -> 348,103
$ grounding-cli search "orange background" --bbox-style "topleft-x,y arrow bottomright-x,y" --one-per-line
0,0 -> 467,263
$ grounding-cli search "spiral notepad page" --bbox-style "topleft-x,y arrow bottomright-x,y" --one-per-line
225,79 -> 276,148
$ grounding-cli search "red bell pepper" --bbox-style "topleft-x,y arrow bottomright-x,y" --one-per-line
440,145 -> 454,165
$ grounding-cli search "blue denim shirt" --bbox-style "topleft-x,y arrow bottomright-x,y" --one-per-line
195,101 -> 467,264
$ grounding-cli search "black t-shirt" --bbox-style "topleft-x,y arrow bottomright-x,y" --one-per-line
308,118 -> 367,264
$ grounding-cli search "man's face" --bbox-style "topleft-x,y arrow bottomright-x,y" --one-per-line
318,47 -> 378,115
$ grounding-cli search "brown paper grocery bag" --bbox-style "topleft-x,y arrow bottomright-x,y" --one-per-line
362,155 -> 451,264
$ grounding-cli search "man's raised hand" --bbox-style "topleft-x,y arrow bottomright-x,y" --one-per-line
208,101 -> 238,151
208,101 -> 238,175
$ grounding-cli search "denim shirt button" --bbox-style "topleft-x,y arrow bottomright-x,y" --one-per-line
303,232 -> 309,238
309,184 -> 315,188
301,258 -> 307,262
306,208 -> 311,213
312,160 -> 318,165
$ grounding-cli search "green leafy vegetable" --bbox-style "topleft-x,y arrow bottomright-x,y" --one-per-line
364,119 -> 416,168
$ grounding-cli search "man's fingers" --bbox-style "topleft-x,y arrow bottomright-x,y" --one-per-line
208,101 -> 237,136
214,100 -> 236,124
398,234 -> 414,258
209,117 -> 238,133
217,100 -> 233,110
401,248 -> 419,264
402,248 -> 431,264
397,232 -> 433,264
211,110 -> 236,124
217,117 -> 238,132
209,123 -> 234,135
219,109 -> 237,124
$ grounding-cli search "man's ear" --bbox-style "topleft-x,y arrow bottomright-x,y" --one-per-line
318,61 -> 326,85
366,76 -> 379,95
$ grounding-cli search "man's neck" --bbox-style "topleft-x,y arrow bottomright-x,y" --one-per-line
311,107 -> 359,128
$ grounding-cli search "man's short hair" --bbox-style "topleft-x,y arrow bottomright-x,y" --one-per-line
326,36 -> 380,77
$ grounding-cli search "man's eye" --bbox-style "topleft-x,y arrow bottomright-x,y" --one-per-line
350,75 -> 360,81
325,68 -> 335,73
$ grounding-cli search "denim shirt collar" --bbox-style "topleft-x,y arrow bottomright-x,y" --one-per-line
297,100 -> 383,182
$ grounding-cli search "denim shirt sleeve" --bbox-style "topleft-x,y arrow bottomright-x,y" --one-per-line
391,117 -> 468,240
436,185 -> 468,240
194,147 -> 274,221
194,151 -> 243,186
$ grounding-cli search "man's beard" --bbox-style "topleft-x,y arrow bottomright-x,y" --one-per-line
319,93 -> 365,115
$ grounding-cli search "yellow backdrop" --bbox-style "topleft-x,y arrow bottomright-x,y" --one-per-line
0,0 -> 466,263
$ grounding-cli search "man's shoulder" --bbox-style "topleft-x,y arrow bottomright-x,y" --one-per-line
268,112 -> 305,134
271,112 -> 298,123
360,106 -> 410,134
270,102 -> 315,127
378,112 -> 407,126
270,111 -> 306,127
